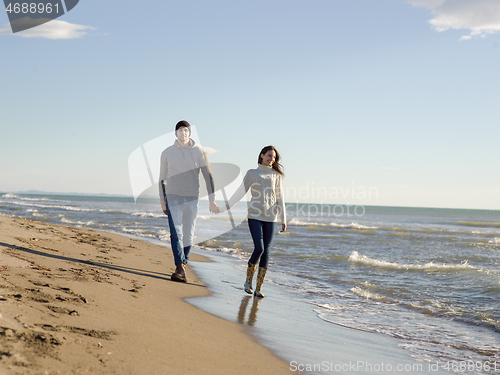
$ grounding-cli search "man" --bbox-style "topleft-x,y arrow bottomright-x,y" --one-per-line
159,120 -> 219,282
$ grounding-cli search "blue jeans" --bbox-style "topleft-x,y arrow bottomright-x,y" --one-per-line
165,194 -> 198,265
248,218 -> 276,269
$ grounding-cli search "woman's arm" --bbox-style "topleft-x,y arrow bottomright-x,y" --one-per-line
276,175 -> 286,230
219,171 -> 253,213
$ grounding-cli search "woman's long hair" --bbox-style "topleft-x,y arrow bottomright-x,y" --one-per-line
258,145 -> 284,176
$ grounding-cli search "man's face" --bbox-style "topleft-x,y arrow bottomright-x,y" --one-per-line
176,126 -> 190,143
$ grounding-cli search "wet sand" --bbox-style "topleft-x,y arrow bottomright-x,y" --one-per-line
0,215 -> 291,374
188,250 -> 431,375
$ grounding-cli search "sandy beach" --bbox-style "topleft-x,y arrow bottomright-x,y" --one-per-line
2,200 -> 490,375
0,215 -> 291,374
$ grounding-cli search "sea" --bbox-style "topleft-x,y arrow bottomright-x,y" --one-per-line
1,192 -> 499,374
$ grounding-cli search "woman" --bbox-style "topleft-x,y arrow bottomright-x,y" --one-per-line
220,145 -> 286,298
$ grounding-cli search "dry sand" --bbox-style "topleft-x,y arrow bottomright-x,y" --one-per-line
0,215 -> 291,374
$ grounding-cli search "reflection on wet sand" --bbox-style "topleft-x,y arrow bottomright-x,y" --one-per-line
237,295 -> 261,326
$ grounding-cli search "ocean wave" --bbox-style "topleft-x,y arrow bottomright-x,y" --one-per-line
350,229 -> 376,235
453,240 -> 500,250
213,246 -> 242,254
383,227 -> 410,232
348,251 -> 476,271
158,230 -> 170,242
457,221 -> 500,228
489,238 -> 500,244
313,309 -> 380,334
288,218 -> 327,226
99,209 -> 129,215
408,300 -> 459,316
288,218 -> 378,230
1,193 -> 19,199
199,239 -> 223,248
6,201 -> 95,212
390,232 -> 417,238
416,229 -> 445,234
197,241 -> 243,255
131,212 -> 164,218
1,194 -> 51,202
121,227 -> 158,239
60,217 -> 95,226
0,205 -> 23,211
315,306 -> 500,364
312,303 -> 344,312
350,286 -> 390,301
333,222 -> 378,230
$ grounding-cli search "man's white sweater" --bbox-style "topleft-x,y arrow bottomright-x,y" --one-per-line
158,139 -> 214,211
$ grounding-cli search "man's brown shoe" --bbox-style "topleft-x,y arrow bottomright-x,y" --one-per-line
171,263 -> 187,283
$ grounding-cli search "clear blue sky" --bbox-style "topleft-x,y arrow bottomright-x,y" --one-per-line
1,0 -> 499,210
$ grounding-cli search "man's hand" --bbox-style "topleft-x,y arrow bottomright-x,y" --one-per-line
280,223 -> 287,233
209,201 -> 220,214
163,209 -> 168,217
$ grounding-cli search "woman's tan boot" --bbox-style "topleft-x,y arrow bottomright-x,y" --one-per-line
254,267 -> 267,298
244,263 -> 257,294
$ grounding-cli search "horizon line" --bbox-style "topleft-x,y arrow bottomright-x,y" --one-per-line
1,190 -> 499,213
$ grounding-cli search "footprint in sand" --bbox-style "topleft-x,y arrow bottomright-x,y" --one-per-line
46,305 -> 79,316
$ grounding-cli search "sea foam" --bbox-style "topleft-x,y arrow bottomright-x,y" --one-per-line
348,251 -> 476,271
1,193 -> 19,199
288,218 -> 377,230
350,286 -> 390,301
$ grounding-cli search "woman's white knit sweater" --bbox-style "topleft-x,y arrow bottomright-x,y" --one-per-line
222,164 -> 286,224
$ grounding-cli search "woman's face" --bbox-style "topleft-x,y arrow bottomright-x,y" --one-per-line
261,150 -> 276,167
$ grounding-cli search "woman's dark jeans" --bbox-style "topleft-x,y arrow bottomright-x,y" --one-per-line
247,218 -> 276,268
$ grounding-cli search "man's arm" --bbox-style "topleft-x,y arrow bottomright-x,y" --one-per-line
199,149 -> 219,213
159,151 -> 168,215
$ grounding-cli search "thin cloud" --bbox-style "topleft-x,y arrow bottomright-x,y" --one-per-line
0,19 -> 95,39
404,0 -> 500,40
